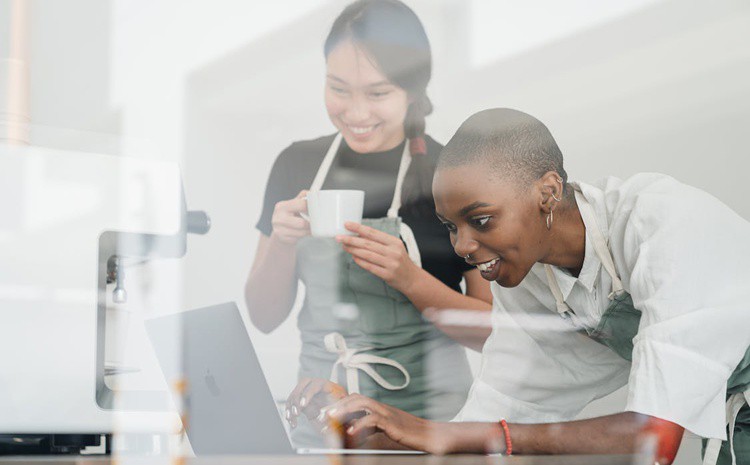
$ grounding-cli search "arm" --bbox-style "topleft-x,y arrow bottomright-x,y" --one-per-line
423,270 -> 493,351
327,395 -> 684,464
400,264 -> 492,312
244,234 -> 299,333
449,413 -> 683,462
244,191 -> 309,333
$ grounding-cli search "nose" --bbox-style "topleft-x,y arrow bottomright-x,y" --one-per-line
452,228 -> 479,260
345,93 -> 371,122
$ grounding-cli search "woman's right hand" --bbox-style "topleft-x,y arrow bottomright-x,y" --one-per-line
271,190 -> 310,244
285,377 -> 347,430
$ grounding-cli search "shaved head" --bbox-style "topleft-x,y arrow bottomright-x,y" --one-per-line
437,108 -> 568,191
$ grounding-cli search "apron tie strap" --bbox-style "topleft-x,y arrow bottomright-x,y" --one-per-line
324,332 -> 410,395
702,390 -> 750,465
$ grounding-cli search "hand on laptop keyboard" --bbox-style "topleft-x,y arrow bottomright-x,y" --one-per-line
285,377 -> 347,430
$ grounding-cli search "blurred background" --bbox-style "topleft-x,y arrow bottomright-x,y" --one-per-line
3,0 -> 749,462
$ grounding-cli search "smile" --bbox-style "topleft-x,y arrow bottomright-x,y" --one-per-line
475,258 -> 499,272
347,124 -> 378,135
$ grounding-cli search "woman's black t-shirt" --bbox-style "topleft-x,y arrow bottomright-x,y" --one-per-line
256,133 -> 472,292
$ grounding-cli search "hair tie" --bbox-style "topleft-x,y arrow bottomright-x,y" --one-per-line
409,137 -> 427,156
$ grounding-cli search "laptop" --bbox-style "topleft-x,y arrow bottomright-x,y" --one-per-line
145,302 -> 423,456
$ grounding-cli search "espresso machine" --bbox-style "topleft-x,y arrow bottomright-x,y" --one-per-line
0,142 -> 210,455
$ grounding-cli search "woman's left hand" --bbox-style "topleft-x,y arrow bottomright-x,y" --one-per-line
336,221 -> 421,293
324,393 -> 453,454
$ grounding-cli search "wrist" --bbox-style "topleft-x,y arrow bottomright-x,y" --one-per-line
396,263 -> 426,296
269,231 -> 300,248
423,421 -> 456,455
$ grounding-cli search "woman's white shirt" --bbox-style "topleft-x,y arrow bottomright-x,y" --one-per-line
454,173 -> 750,440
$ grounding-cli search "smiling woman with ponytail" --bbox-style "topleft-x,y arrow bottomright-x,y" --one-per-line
245,0 -> 492,449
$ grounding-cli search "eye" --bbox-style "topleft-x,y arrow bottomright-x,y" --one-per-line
369,90 -> 391,99
441,221 -> 457,234
470,215 -> 492,229
329,85 -> 348,95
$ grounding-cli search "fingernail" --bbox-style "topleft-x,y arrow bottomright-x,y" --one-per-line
285,409 -> 290,420
316,410 -> 326,422
292,406 -> 299,416
321,426 -> 329,433
300,397 -> 307,407
326,408 -> 337,417
347,426 -> 354,435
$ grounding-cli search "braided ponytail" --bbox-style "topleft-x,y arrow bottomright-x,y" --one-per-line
406,94 -> 432,155
401,93 -> 435,210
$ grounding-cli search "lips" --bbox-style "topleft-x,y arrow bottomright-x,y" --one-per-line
345,123 -> 380,138
471,257 -> 501,281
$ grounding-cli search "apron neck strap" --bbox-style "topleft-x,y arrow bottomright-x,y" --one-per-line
573,189 -> 625,298
387,142 -> 412,218
310,133 -> 411,219
310,133 -> 343,192
544,187 -> 625,319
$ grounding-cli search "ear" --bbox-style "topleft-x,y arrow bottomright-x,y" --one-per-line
538,171 -> 564,214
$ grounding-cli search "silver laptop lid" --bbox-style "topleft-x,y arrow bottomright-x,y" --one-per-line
145,302 -> 294,455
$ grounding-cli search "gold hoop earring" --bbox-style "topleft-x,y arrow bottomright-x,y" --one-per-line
546,211 -> 553,230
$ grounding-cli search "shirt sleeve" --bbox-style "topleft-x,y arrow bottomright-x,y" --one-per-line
255,145 -> 297,237
455,277 -> 630,423
613,176 -> 750,439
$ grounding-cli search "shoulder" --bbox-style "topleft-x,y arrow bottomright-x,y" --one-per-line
581,173 -> 741,239
274,133 -> 337,167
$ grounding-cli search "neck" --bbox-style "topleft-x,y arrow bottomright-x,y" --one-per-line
541,195 -> 586,276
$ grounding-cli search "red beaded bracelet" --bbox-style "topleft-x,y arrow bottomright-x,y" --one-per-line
498,418 -> 512,455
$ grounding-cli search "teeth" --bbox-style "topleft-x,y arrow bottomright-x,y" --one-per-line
349,125 -> 375,135
476,258 -> 499,272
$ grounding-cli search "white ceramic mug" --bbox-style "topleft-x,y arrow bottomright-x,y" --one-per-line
302,190 -> 364,237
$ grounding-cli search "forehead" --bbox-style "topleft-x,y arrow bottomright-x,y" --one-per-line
325,40 -> 390,86
433,164 -> 521,217
433,165 -> 491,210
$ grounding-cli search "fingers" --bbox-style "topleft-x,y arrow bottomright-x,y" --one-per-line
271,193 -> 311,242
273,215 -> 309,232
295,190 -> 309,199
343,413 -> 382,447
326,394 -> 385,423
274,191 -> 309,218
342,222 -> 398,246
299,379 -> 341,420
286,378 -> 314,429
341,244 -> 391,269
350,256 -> 388,279
336,235 -> 390,256
287,378 -> 350,432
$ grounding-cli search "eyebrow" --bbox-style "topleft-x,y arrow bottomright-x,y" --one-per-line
459,202 -> 492,217
326,74 -> 392,88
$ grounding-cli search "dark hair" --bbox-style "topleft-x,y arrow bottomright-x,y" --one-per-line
325,0 -> 435,209
438,108 -> 569,193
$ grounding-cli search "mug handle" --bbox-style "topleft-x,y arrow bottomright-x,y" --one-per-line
298,195 -> 309,222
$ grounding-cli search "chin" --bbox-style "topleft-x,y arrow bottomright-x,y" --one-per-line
495,273 -> 523,288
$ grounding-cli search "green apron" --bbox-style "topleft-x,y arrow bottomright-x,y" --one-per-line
292,134 -> 472,447
545,188 -> 750,465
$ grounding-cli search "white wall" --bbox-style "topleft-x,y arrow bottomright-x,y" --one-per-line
20,0 -> 750,462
